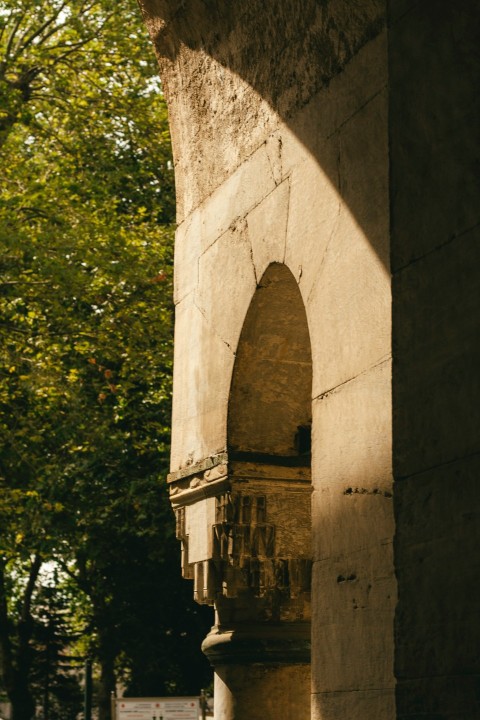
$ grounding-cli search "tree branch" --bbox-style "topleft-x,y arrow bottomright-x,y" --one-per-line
3,11 -> 27,64
21,553 -> 42,623
14,2 -> 68,57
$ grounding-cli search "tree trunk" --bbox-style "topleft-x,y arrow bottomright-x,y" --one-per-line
0,556 -> 41,720
10,682 -> 36,720
97,649 -> 116,720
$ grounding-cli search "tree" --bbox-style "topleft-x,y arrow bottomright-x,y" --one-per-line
29,572 -> 84,720
0,2 -> 212,718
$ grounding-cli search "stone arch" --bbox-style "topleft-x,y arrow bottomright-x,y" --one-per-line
145,0 -> 480,714
155,3 -> 397,717
228,262 -> 312,460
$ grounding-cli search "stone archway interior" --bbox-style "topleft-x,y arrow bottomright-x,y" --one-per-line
228,262 -> 312,460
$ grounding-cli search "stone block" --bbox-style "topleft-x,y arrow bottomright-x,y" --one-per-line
264,132 -> 284,186
393,226 -> 480,478
394,453 -> 480,550
312,542 -> 396,622
389,0 -> 480,269
199,142 -> 277,253
173,209 -> 201,304
312,688 -> 395,720
185,496 -> 216,564
246,179 -> 290,280
215,663 -> 311,720
171,56 -> 278,221
336,88 -> 389,272
394,454 -> 480,681
323,29 -> 388,139
289,29 -> 387,150
396,675 -> 480,718
311,603 -> 395,695
312,487 -> 394,563
280,29 -> 387,190
311,360 -> 392,491
387,0 -> 421,26
284,149 -> 341,298
170,296 -> 234,471
278,122 -> 313,182
196,220 -> 257,351
307,204 -> 390,398
311,550 -> 395,691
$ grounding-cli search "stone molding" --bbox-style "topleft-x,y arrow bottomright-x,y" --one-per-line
202,622 -> 311,666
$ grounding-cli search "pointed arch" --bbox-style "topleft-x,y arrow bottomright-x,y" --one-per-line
228,263 -> 312,460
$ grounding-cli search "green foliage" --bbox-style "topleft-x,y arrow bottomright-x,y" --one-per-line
0,1 -> 212,717
30,572 -> 84,720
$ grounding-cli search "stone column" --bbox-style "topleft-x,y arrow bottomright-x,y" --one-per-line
169,454 -> 312,720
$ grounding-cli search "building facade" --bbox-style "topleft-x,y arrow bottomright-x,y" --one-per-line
139,1 -> 480,718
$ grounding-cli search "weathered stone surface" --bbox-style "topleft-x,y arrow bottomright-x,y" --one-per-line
311,361 -> 392,495
389,0 -> 480,270
138,0 -> 480,717
312,689 -> 395,720
141,0 -> 386,221
171,295 -> 234,470
311,544 -> 396,690
173,208 -> 202,305
214,663 -> 311,720
196,220 -> 257,351
246,179 -> 290,281
228,264 -> 312,458
393,226 -> 480,479
390,1 -> 480,716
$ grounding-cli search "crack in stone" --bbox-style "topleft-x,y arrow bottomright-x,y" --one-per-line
282,175 -> 292,265
306,196 -> 342,305
326,85 -> 386,140
396,449 -> 480,482
312,354 -> 391,401
393,220 -> 480,274
193,295 -> 235,354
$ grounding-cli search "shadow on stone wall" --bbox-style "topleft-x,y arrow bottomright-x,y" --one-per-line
140,0 -> 480,715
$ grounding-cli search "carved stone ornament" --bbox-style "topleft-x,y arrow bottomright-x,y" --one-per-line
169,454 -> 312,613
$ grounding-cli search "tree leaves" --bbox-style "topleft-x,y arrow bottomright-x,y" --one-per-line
1,1 -> 212,716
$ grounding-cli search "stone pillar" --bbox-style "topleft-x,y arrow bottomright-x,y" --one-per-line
169,455 -> 312,720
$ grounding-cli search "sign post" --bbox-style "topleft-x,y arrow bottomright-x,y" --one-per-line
113,697 -> 201,720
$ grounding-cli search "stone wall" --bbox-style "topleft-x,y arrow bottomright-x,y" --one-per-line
139,0 -> 479,717
389,1 -> 480,717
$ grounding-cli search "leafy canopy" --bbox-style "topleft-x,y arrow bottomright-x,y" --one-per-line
0,0 -> 212,715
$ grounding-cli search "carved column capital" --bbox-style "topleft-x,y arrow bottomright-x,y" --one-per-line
168,455 -> 312,615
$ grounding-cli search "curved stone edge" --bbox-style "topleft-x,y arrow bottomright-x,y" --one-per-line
202,624 -> 311,666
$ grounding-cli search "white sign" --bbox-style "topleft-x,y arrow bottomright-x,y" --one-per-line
115,698 -> 200,720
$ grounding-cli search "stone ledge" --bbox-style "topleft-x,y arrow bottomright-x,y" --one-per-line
168,451 -> 228,483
